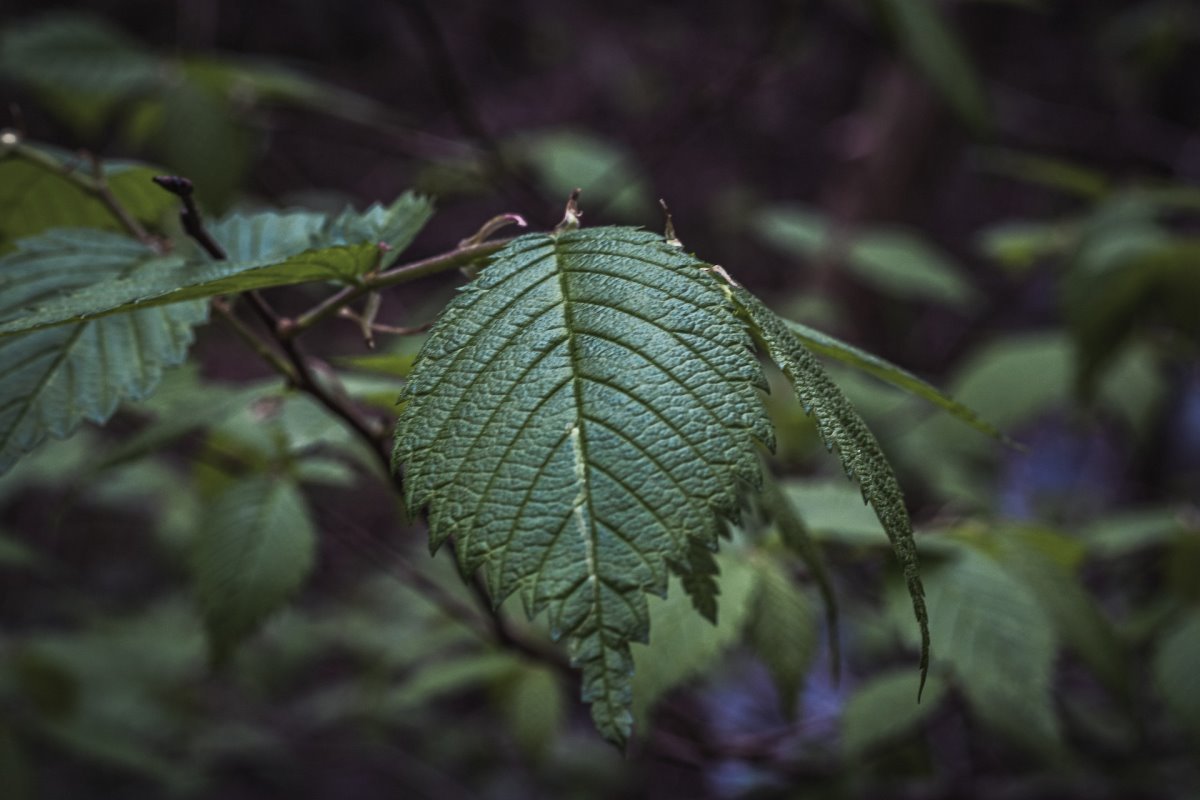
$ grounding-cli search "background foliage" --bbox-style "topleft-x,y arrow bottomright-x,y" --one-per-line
1,1 -> 1199,798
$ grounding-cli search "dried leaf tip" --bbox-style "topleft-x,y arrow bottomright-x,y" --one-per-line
460,213 -> 528,248
659,199 -> 682,248
555,188 -> 583,234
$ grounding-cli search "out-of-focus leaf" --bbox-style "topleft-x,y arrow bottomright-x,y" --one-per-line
0,724 -> 33,800
0,144 -> 176,251
989,528 -> 1127,696
747,558 -> 819,716
0,194 -> 433,337
784,480 -> 887,547
1084,508 -> 1194,557
191,475 -> 317,662
977,148 -> 1111,198
912,551 -> 1063,755
977,220 -> 1076,271
158,83 -> 250,209
630,553 -> 760,731
496,665 -> 566,758
381,652 -> 521,713
1154,609 -> 1200,741
0,230 -> 207,475
511,129 -> 653,218
0,532 -> 44,571
870,0 -> 992,132
842,668 -> 948,759
754,207 -> 977,307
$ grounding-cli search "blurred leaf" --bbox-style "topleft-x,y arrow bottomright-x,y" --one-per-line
755,207 -> 977,307
0,724 -> 33,800
497,665 -> 566,758
0,531 -> 44,571
1084,508 -> 1195,557
784,318 -> 1007,442
0,143 -> 176,251
990,528 -> 1127,696
976,220 -> 1076,271
0,229 -> 207,474
631,552 -> 760,731
870,0 -> 992,132
916,550 -> 1063,755
1154,609 -> 1200,741
747,558 -> 819,716
381,652 -> 522,712
784,480 -> 887,547
842,668 -> 948,759
0,13 -> 162,134
977,148 -> 1111,198
293,456 -> 357,487
847,229 -> 979,308
0,194 -> 433,337
158,82 -> 251,209
191,475 -> 317,662
511,129 -> 653,218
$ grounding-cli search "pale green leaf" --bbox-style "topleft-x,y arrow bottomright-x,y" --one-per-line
631,552 -> 760,730
732,287 -> 930,695
395,227 -> 772,745
0,144 -> 176,250
191,475 -> 317,662
0,230 -> 207,474
785,479 -> 888,547
1154,609 -> 1200,742
918,551 -> 1062,754
0,194 -> 433,337
497,665 -> 567,758
747,558 -> 819,716
783,317 -> 1007,443
842,668 -> 947,759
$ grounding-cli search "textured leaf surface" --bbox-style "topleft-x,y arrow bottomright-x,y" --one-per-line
0,195 -> 433,337
732,287 -> 929,692
395,227 -> 772,744
0,230 -> 207,474
191,475 -> 317,663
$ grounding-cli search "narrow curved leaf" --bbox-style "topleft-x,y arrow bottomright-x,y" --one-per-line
0,194 -> 433,337
0,230 -> 207,474
395,227 -> 772,745
191,475 -> 317,663
732,287 -> 929,694
782,318 -> 1011,444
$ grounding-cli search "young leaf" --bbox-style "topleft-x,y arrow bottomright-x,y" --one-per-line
0,230 -> 207,474
0,194 -> 433,337
395,227 -> 773,745
191,475 -> 317,663
731,287 -> 930,694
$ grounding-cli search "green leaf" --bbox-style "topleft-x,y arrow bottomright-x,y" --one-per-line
191,475 -> 317,663
0,144 -> 177,250
917,550 -> 1062,755
395,227 -> 772,745
782,317 -> 1009,443
497,665 -> 566,758
1154,609 -> 1200,742
511,130 -> 653,218
842,668 -> 947,759
732,287 -> 930,696
0,230 -> 207,474
870,0 -> 992,131
630,552 -> 760,730
754,207 -> 977,307
0,194 -> 433,337
747,558 -> 819,716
